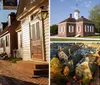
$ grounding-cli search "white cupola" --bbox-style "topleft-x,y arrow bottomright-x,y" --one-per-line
74,4 -> 80,20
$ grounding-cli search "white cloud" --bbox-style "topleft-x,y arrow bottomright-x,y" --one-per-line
84,0 -> 91,8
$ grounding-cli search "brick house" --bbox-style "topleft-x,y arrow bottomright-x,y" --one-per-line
0,12 -> 20,55
58,9 -> 95,37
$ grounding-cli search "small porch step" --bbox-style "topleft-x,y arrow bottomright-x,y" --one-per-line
15,61 -> 48,77
33,69 -> 48,77
35,64 -> 49,69
33,64 -> 49,77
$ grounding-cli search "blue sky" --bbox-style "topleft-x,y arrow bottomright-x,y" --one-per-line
0,0 -> 19,22
50,0 -> 100,25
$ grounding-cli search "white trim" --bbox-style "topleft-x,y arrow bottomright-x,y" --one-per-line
90,26 -> 92,32
77,26 -> 81,32
69,25 -> 74,33
92,26 -> 94,32
0,31 -> 9,38
63,26 -> 65,32
85,25 -> 87,32
17,5 -> 40,20
85,25 -> 89,32
30,19 -> 42,40
87,25 -> 89,32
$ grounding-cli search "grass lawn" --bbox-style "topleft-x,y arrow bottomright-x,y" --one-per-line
84,36 -> 100,38
50,38 -> 100,42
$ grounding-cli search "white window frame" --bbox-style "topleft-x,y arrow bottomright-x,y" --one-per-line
69,25 -> 74,33
5,35 -> 9,47
69,25 -> 71,32
63,26 -> 65,32
85,25 -> 89,32
92,26 -> 94,32
59,27 -> 61,33
77,26 -> 81,32
60,27 -> 62,32
85,25 -> 87,32
60,26 -> 65,33
30,20 -> 41,40
90,25 -> 92,32
87,25 -> 89,32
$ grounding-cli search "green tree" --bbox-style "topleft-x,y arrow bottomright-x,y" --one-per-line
89,4 -> 100,33
50,24 -> 58,35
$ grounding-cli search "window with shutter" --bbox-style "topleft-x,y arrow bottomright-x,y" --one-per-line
6,35 -> 9,47
92,26 -> 94,32
31,21 -> 41,40
36,22 -> 40,40
32,24 -> 36,40
20,33 -> 22,48
85,25 -> 87,32
69,25 -> 71,32
69,25 -> 74,32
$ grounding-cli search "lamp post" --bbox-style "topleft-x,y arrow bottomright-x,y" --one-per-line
37,6 -> 48,61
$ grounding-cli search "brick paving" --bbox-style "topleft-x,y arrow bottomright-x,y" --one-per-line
0,60 -> 48,85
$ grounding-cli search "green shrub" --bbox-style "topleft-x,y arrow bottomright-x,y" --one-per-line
8,57 -> 22,63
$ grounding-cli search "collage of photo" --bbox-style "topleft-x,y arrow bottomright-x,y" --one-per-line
0,0 -> 100,85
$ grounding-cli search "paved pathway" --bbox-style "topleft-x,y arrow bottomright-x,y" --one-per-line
0,60 -> 48,85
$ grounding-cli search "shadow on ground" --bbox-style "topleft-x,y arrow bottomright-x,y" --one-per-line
0,75 -> 38,85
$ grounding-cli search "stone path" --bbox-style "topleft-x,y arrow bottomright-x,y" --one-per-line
0,60 -> 48,85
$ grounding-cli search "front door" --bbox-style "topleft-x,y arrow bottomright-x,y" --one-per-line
31,21 -> 43,60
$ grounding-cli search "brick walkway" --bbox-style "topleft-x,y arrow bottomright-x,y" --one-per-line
0,60 -> 48,85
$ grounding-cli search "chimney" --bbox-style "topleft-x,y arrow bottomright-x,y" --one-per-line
81,16 -> 84,18
8,12 -> 16,26
69,14 -> 72,18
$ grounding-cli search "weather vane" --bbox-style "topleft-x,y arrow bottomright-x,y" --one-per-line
0,0 -> 1,10
76,4 -> 78,9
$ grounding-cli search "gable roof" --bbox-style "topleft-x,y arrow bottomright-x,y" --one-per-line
16,0 -> 48,19
77,16 -> 94,23
59,16 -> 94,24
60,17 -> 76,23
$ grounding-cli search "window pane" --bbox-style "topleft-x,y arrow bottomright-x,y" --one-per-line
6,35 -> 9,47
85,25 -> 87,32
36,22 -> 40,40
69,25 -> 70,32
72,26 -> 74,32
92,26 -> 94,32
32,24 -> 36,40
20,34 -> 22,48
